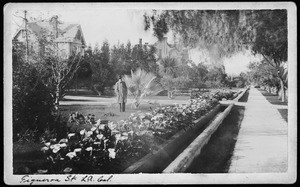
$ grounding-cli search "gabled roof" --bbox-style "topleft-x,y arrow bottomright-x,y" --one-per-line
13,20 -> 86,46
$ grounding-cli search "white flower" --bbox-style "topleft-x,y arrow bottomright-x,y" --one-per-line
108,148 -> 116,159
60,143 -> 67,148
96,119 -> 101,126
120,136 -> 128,141
37,169 -> 48,174
115,133 -> 121,141
80,130 -> 85,135
50,145 -> 55,149
85,131 -> 93,137
53,147 -> 60,153
41,146 -> 49,152
59,138 -> 68,143
85,147 -> 93,151
111,129 -> 119,135
74,148 -> 82,153
44,142 -> 51,147
66,152 -> 76,159
63,167 -> 72,173
91,127 -> 96,131
139,114 -> 146,119
68,133 -> 75,138
108,122 -> 116,130
99,124 -> 105,130
96,134 -> 103,140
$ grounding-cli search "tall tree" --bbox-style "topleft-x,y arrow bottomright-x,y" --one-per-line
89,41 -> 115,95
159,57 -> 191,99
15,15 -> 84,115
144,9 -> 288,101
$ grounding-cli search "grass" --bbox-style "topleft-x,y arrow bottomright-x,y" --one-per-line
12,88 -> 240,174
13,95 -> 190,174
59,95 -> 190,123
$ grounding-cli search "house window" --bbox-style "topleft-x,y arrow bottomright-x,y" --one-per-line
22,30 -> 26,38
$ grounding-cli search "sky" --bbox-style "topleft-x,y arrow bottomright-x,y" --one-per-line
9,3 -> 256,76
11,8 -> 158,47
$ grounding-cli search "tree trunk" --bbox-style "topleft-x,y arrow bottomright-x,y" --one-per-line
279,78 -> 286,102
168,90 -> 175,99
93,85 -> 102,96
54,85 -> 60,115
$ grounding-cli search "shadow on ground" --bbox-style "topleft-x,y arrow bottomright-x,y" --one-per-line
258,88 -> 288,122
185,105 -> 246,173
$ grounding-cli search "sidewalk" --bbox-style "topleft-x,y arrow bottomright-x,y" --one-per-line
228,87 -> 288,173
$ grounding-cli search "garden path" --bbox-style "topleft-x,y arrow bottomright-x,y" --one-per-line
228,87 -> 288,173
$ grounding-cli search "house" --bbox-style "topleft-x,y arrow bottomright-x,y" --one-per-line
13,16 -> 86,59
152,37 -> 190,64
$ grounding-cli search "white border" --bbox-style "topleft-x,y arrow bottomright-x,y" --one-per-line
4,2 -> 297,185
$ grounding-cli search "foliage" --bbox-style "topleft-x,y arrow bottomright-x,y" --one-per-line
110,41 -> 159,77
143,10 -> 251,59
13,42 -> 55,141
86,41 -> 116,95
159,57 -> 191,98
122,68 -> 163,108
38,91 -> 225,174
191,89 -> 234,100
131,43 -> 159,75
143,9 -> 288,101
188,62 -> 209,89
248,61 -> 279,90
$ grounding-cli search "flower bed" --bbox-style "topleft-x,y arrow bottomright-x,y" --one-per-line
37,94 -> 221,174
191,89 -> 235,100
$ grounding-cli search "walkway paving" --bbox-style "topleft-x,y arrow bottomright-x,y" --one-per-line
228,87 -> 288,173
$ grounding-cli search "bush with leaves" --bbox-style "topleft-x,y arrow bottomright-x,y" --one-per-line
39,92 -> 223,174
13,43 -> 55,142
191,89 -> 234,100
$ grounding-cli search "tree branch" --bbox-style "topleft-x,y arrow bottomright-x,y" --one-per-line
261,54 -> 277,68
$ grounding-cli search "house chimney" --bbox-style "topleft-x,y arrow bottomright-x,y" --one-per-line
50,15 -> 59,38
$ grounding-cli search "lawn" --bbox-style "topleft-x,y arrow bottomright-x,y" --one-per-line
59,95 -> 190,123
13,89 -> 240,174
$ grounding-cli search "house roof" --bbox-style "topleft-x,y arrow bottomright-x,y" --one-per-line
13,20 -> 86,46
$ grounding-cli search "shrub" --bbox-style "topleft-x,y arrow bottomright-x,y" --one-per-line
38,94 -> 220,174
13,61 -> 55,142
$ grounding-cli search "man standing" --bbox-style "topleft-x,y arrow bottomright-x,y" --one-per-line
115,75 -> 128,112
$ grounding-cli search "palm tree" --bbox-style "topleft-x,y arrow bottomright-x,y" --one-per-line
122,68 -> 163,108
159,57 -> 179,77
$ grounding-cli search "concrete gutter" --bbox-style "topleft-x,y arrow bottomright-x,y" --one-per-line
123,104 -> 221,173
220,87 -> 249,106
162,103 -> 234,173
234,87 -> 249,102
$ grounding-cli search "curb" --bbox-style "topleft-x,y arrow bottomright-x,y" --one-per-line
122,104 -> 221,173
234,88 -> 249,102
162,103 -> 234,173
